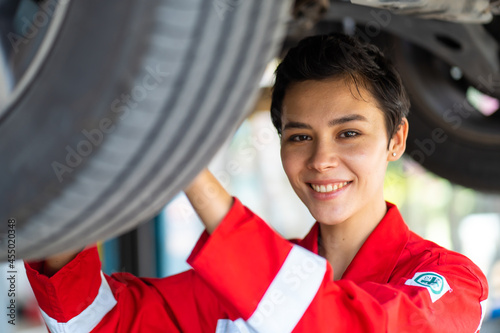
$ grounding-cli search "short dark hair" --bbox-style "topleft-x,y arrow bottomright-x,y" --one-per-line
271,33 -> 410,144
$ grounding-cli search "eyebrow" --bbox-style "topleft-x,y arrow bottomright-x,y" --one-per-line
283,114 -> 368,131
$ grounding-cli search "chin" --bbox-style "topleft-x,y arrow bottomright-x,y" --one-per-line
314,215 -> 347,226
295,193 -> 348,225
309,207 -> 350,225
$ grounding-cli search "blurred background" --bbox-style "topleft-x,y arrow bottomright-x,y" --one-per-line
1,0 -> 500,331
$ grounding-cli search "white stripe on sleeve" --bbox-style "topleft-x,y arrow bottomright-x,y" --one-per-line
245,245 -> 327,333
40,271 -> 117,333
215,245 -> 327,333
476,299 -> 488,333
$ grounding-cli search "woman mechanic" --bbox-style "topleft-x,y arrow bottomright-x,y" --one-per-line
25,33 -> 488,332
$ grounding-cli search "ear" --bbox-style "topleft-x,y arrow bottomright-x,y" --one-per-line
388,117 -> 409,161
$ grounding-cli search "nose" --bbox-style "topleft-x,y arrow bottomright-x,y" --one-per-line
307,140 -> 339,172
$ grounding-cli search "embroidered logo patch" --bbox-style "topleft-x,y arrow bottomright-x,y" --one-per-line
405,272 -> 450,303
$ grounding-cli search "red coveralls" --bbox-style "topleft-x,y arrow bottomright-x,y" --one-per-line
25,199 -> 488,332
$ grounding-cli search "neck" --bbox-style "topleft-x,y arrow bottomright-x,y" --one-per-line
318,198 -> 387,280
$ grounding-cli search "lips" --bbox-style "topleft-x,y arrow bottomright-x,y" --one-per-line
308,181 -> 352,193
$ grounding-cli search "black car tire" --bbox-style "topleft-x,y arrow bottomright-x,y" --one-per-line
0,0 -> 292,259
392,38 -> 500,192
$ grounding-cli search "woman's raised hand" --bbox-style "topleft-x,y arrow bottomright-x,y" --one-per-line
184,168 -> 233,234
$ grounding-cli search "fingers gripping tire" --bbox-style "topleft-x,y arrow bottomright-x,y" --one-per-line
0,0 -> 292,259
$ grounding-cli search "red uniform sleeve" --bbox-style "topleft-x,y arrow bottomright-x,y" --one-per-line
24,246 -> 226,333
188,198 -> 489,333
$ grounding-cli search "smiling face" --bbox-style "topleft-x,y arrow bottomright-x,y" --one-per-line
280,78 -> 406,226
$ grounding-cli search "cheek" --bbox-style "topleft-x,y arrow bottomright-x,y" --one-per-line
281,148 -> 302,180
280,150 -> 293,175
342,141 -> 388,178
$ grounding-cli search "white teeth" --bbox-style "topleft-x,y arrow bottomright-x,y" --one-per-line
311,182 -> 349,193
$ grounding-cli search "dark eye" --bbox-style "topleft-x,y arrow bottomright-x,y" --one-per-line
289,134 -> 311,142
340,131 -> 359,138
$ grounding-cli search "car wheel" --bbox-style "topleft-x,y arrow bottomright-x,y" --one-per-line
0,0 -> 292,259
